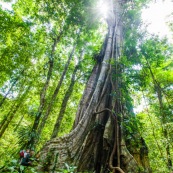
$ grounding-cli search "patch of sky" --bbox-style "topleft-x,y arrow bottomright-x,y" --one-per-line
0,0 -> 15,11
141,0 -> 173,42
132,64 -> 142,70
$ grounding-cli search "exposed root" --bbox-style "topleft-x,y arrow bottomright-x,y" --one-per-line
94,108 -> 125,173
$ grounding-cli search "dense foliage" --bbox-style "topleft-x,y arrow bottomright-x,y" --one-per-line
0,0 -> 105,165
0,0 -> 173,172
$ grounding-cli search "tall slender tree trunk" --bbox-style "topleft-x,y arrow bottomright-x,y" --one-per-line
13,114 -> 25,132
27,33 -> 62,149
0,79 -> 18,107
0,113 -> 10,131
38,1 -> 150,172
35,31 -> 81,145
157,85 -> 172,169
0,70 -> 24,107
51,51 -> 83,139
145,58 -> 172,169
0,86 -> 30,138
0,105 -> 21,138
36,44 -> 76,140
142,91 -> 164,159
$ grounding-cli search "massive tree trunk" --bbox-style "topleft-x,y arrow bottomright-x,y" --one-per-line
38,0 -> 150,172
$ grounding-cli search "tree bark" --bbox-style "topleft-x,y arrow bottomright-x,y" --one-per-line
51,51 -> 83,139
0,113 -> 10,131
36,44 -> 76,139
13,114 -> 25,132
0,104 -> 21,138
73,34 -> 108,128
0,86 -> 30,138
27,33 -> 62,149
145,57 -> 172,169
142,91 -> 164,159
0,78 -> 18,107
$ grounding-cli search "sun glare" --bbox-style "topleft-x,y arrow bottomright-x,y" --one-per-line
0,0 -> 15,11
96,0 -> 109,19
142,0 -> 173,41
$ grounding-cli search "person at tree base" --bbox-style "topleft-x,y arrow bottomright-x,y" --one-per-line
20,149 -> 35,166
